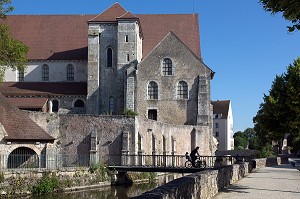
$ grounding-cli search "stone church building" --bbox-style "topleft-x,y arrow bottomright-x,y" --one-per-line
0,3 -> 216,168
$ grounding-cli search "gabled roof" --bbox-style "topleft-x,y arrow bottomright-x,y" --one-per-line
0,93 -> 54,141
117,12 -> 138,20
0,82 -> 87,96
211,100 -> 231,119
138,14 -> 201,59
2,4 -> 201,60
89,2 -> 127,22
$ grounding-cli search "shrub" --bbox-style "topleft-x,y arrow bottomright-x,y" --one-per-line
31,173 -> 59,195
260,145 -> 275,158
122,109 -> 138,116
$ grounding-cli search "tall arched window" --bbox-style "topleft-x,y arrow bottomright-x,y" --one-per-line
42,64 -> 49,81
162,58 -> 173,76
109,96 -> 114,114
52,100 -> 59,112
106,47 -> 113,68
66,64 -> 74,81
177,81 -> 188,99
148,81 -> 158,100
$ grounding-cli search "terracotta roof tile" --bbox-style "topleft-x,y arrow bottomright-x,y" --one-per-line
0,82 -> 87,96
89,2 -> 127,22
6,97 -> 48,108
1,15 -> 93,60
0,93 -> 54,141
2,4 -> 201,60
137,14 -> 200,58
117,12 -> 138,20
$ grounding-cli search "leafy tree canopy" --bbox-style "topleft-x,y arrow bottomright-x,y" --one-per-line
0,0 -> 13,19
260,0 -> 300,32
0,0 -> 28,82
253,57 -> 300,149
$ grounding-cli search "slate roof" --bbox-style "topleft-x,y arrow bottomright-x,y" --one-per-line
211,100 -> 231,119
1,3 -> 201,60
0,93 -> 54,141
0,82 -> 87,96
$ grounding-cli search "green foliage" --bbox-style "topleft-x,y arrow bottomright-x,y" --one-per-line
31,173 -> 59,195
260,0 -> 300,32
0,0 -> 28,82
0,0 -> 14,19
122,108 -> 138,116
259,145 -> 275,158
0,24 -> 29,82
254,57 -> 300,150
234,131 -> 248,149
88,162 -> 109,182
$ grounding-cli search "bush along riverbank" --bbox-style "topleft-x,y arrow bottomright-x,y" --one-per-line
0,163 -> 161,198
0,163 -> 111,197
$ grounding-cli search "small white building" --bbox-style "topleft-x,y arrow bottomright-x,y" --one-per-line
211,100 -> 234,151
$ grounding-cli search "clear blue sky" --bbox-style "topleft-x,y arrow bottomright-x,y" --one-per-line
10,0 -> 300,132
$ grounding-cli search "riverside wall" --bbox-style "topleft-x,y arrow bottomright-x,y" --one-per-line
131,156 -> 288,199
131,162 -> 252,199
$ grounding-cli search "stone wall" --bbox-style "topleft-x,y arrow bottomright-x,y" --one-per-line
135,118 -> 216,156
253,157 -> 282,168
131,162 -> 252,199
26,112 -> 216,166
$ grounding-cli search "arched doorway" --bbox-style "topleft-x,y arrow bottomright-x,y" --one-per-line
7,147 -> 39,169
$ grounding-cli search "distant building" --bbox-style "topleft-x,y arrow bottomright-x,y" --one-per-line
211,100 -> 234,151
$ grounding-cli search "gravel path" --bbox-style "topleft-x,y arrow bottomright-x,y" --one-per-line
214,164 -> 300,199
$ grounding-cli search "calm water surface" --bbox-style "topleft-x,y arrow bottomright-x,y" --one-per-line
24,174 -> 182,199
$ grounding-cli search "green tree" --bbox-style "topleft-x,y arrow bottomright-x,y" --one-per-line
253,57 -> 300,150
0,0 -> 13,19
0,0 -> 28,82
260,0 -> 300,32
234,128 -> 259,150
233,131 -> 248,149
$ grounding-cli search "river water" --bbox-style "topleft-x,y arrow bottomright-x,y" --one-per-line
25,173 -> 183,199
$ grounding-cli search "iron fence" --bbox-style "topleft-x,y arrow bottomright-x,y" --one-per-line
107,154 -> 254,168
0,153 -> 254,172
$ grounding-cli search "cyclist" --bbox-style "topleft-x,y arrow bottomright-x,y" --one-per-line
190,146 -> 200,167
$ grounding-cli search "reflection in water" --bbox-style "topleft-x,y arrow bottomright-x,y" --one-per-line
25,174 -> 183,199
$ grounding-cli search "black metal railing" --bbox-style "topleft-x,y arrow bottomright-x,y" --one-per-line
0,154 -> 254,172
107,154 -> 253,168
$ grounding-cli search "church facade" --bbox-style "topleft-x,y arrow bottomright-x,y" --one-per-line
0,3 -> 216,167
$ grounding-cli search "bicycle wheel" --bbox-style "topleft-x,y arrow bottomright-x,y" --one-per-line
185,161 -> 192,168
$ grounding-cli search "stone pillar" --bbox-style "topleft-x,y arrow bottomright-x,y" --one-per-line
48,100 -> 53,113
121,131 -> 129,166
197,74 -> 211,126
152,134 -> 157,166
90,130 -> 98,164
86,27 -> 100,114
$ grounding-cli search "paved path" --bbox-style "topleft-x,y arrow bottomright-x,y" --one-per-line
214,164 -> 300,199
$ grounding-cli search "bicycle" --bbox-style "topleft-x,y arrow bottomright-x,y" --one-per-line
184,153 -> 206,168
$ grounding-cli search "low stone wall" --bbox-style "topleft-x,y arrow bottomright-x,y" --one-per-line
131,163 -> 251,199
253,157 -> 282,168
